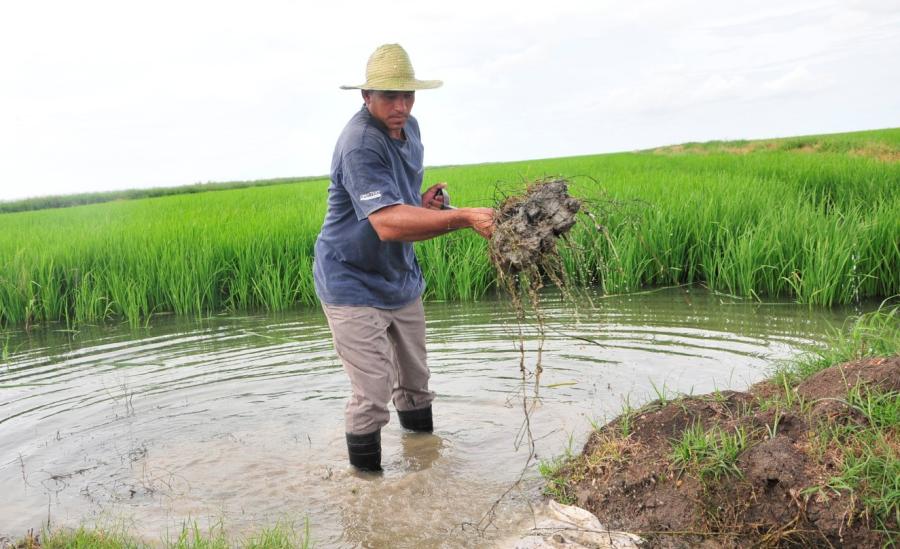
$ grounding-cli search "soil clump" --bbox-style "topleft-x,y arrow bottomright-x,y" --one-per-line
552,356 -> 900,548
490,179 -> 582,276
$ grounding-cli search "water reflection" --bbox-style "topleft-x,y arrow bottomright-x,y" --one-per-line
0,288 -> 867,546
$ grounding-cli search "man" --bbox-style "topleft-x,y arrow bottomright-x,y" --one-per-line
313,44 -> 495,472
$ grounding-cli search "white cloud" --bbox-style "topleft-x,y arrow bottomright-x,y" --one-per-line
761,66 -> 828,96
577,64 -> 830,118
0,0 -> 898,200
848,0 -> 900,15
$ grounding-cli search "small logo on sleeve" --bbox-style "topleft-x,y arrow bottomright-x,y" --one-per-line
359,191 -> 382,201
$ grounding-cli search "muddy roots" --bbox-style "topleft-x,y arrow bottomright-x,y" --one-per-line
488,179 -> 585,395
490,179 -> 582,275
472,178 -> 586,532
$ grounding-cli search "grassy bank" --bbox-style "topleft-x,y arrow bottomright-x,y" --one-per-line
542,306 -> 900,546
10,520 -> 310,549
1,128 -> 898,327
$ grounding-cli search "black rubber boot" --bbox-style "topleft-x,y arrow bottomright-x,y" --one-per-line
346,430 -> 382,472
398,405 -> 433,433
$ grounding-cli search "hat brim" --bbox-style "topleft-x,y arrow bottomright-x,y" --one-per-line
340,79 -> 443,91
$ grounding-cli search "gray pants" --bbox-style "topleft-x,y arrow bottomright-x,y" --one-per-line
322,298 -> 435,435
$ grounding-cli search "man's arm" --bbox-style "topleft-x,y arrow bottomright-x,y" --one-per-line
368,204 -> 494,242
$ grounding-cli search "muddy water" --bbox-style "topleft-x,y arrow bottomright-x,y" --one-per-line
0,288 -> 867,546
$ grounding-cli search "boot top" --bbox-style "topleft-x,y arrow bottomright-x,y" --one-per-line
398,405 -> 433,432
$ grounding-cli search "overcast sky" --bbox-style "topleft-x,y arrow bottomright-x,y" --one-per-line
1,0 -> 898,201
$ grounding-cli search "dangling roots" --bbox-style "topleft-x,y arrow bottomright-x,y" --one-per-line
469,178 -> 585,534
489,178 -> 582,390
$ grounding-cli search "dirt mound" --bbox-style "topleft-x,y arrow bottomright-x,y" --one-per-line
490,179 -> 581,274
557,358 -> 898,548
795,355 -> 900,400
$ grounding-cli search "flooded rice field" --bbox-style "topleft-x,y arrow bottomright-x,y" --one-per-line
0,288 -> 869,547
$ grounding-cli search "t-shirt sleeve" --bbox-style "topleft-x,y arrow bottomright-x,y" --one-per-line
341,146 -> 403,220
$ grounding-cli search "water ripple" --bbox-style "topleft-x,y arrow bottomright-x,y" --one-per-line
0,288 -> 861,545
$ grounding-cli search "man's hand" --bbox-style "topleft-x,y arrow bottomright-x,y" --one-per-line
421,182 -> 447,210
466,207 -> 496,239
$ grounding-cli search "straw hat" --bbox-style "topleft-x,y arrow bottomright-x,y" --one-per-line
341,44 -> 442,91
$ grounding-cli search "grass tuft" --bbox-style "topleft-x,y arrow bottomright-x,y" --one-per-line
819,384 -> 900,533
670,423 -> 750,482
538,456 -> 577,505
775,306 -> 900,385
13,519 -> 312,549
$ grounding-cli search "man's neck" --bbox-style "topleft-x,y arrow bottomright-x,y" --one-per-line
364,104 -> 405,141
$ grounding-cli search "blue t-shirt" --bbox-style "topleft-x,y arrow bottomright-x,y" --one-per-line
312,105 -> 426,308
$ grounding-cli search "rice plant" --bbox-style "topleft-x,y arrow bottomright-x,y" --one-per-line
1,128 -> 898,327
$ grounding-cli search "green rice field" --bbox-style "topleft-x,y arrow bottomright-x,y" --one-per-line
1,128 -> 898,328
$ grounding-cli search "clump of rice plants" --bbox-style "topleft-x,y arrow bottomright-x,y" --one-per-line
489,179 -> 582,275
487,178 -> 585,389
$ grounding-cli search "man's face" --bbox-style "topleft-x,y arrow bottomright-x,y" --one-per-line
363,90 -> 415,137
